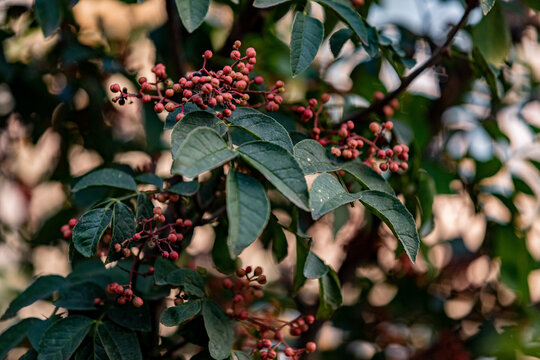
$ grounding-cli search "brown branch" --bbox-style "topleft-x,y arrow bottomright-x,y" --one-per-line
347,4 -> 474,124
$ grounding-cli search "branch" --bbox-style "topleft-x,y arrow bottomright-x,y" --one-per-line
347,4 -> 474,123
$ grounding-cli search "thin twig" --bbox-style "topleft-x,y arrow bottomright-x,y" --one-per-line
347,4 -> 474,123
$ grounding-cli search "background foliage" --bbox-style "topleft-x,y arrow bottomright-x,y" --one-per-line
1,0 -> 540,359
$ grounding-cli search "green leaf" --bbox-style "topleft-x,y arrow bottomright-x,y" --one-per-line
28,316 -> 62,349
171,128 -> 236,178
2,275 -> 66,320
237,141 -> 309,211
34,0 -> 61,37
330,28 -> 353,57
72,208 -> 113,257
202,300 -> 234,360
342,162 -> 395,195
161,300 -> 202,326
480,0 -> 496,15
165,103 -> 211,130
266,216 -> 288,263
107,303 -> 151,332
54,282 -> 106,310
168,181 -> 200,196
310,173 -> 361,220
333,205 -> 349,236
316,269 -> 342,319
294,139 -> 340,175
212,222 -> 237,274
72,169 -> 137,193
294,236 -> 310,292
175,0 -> 210,33
253,0 -> 290,7
107,202 -> 135,263
97,321 -> 143,360
472,47 -> 499,102
154,257 -> 179,285
358,190 -> 419,263
135,173 -> 163,189
0,318 -> 40,359
315,0 -> 368,45
304,251 -> 328,279
231,351 -> 252,360
167,268 -> 206,298
472,2 -> 511,65
38,315 -> 93,360
290,12 -> 324,76
135,193 -> 154,222
171,111 -> 227,157
227,170 -> 270,257
20,349 -> 39,360
229,108 -> 294,153
417,170 -> 436,237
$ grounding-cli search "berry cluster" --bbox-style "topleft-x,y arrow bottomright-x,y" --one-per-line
110,41 -> 285,121
293,91 -> 410,173
113,205 -> 192,262
95,282 -> 145,308
223,266 -> 317,359
60,218 -> 78,240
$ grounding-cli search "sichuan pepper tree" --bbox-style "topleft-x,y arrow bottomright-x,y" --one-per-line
1,0 -> 539,359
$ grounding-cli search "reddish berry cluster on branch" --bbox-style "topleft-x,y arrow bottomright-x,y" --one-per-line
293,91 -> 410,173
222,266 -> 317,359
60,218 -> 77,240
94,282 -> 144,308
113,205 -> 192,262
110,41 -> 285,121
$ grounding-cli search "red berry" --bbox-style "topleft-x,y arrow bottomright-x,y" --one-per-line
148,267 -> 154,275
373,91 -> 384,101
308,98 -> 318,107
203,50 -> 213,59
235,80 -> 247,91
138,77 -> 147,84
110,84 -> 121,93
176,113 -> 185,122
377,150 -> 386,159
223,278 -> 233,289
154,103 -> 164,113
68,218 -> 78,227
159,215 -> 166,222
383,105 -> 394,118
246,47 -> 256,58
400,162 -> 408,170
380,163 -> 388,171
132,296 -> 144,308
170,251 -> 179,261
254,76 -> 264,85
384,121 -> 394,130
369,122 -> 380,134
184,219 -> 193,227
285,347 -> 294,356
162,251 -> 169,259
117,297 -> 127,305
321,93 -> 331,103
168,234 -> 177,242
275,80 -> 284,88
62,229 -> 72,240
346,120 -> 354,130
233,294 -> 244,303
305,315 -> 315,324
390,162 -> 399,172
305,342 -> 317,353
389,98 -> 400,110
176,233 -> 184,241
142,94 -> 151,103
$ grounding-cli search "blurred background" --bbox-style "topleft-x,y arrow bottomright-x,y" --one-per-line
1,0 -> 540,358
